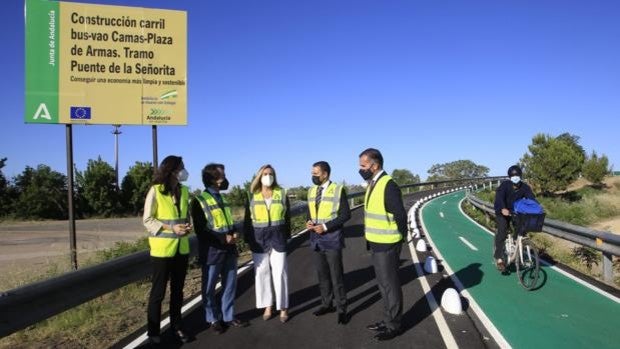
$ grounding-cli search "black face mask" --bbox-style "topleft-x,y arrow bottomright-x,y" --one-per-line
312,176 -> 322,186
219,178 -> 229,191
359,168 -> 373,180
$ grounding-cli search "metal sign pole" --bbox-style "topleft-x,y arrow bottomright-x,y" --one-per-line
66,124 -> 78,270
152,125 -> 158,170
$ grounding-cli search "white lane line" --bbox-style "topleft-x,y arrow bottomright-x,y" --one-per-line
407,230 -> 458,349
458,236 -> 478,251
439,212 -> 444,218
442,201 -> 447,205
457,198 -> 620,304
125,228 -> 314,348
422,198 -> 511,349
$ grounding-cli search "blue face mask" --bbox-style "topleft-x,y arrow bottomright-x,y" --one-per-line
510,176 -> 521,184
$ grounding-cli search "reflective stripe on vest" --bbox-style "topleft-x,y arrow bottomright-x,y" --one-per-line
195,191 -> 234,234
308,182 -> 342,224
250,188 -> 287,228
149,184 -> 190,257
364,175 -> 401,243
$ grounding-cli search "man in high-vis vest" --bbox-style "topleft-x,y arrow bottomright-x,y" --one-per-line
306,161 -> 351,324
358,148 -> 407,341
190,163 -> 248,334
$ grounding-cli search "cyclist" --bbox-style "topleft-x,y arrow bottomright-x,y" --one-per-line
493,165 -> 536,272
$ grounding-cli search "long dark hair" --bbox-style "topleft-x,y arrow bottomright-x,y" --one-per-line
153,155 -> 183,197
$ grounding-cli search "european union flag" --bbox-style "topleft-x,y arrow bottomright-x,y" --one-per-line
70,106 -> 91,120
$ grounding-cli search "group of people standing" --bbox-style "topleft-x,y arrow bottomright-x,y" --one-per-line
142,148 -> 408,344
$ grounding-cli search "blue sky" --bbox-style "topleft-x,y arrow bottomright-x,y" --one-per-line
2,0 -> 619,191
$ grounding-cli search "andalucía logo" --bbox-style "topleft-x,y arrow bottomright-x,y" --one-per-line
70,106 -> 91,119
159,90 -> 177,100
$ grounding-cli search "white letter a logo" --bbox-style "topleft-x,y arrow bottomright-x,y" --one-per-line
33,103 -> 52,120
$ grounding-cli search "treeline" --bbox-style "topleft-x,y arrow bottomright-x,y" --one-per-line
0,157 -> 153,220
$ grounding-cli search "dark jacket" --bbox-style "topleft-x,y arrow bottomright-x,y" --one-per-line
243,192 -> 292,253
494,180 -> 536,215
366,172 -> 408,252
190,192 -> 237,265
306,182 -> 352,251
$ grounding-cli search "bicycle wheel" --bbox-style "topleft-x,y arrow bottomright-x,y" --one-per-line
516,239 -> 540,290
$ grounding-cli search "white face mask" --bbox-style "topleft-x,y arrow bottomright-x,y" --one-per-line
261,174 -> 274,187
510,176 -> 521,184
176,169 -> 189,182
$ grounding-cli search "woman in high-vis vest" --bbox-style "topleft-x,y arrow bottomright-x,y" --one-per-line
142,155 -> 192,344
244,164 -> 291,323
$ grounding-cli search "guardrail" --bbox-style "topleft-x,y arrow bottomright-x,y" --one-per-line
0,176 -> 502,338
466,193 -> 620,284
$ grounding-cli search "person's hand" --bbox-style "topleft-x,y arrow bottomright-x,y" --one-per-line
306,220 -> 314,230
172,224 -> 186,235
313,224 -> 325,235
226,234 -> 235,244
501,208 -> 510,216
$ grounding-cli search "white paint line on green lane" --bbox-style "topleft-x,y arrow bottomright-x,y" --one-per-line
421,197 -> 511,349
459,236 -> 478,251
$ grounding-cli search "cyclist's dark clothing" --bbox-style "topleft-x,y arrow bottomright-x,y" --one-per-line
493,180 -> 535,260
494,180 -> 535,215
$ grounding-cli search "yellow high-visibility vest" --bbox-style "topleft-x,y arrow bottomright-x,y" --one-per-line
364,175 -> 401,243
149,184 -> 190,257
195,191 -> 234,234
308,182 -> 343,224
249,188 -> 287,228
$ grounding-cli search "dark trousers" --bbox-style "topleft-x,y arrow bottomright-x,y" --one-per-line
371,243 -> 403,331
494,215 -> 512,259
315,248 -> 347,313
147,253 -> 189,336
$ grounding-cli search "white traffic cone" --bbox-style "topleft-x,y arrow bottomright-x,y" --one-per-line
441,288 -> 463,315
424,256 -> 438,274
415,239 -> 427,252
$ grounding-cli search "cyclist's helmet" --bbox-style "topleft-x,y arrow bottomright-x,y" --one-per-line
507,165 -> 522,177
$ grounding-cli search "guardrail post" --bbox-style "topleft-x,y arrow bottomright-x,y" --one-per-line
350,198 -> 355,208
602,252 -> 614,283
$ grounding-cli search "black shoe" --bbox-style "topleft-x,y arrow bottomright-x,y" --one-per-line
366,321 -> 387,332
148,335 -> 161,344
374,328 -> 401,341
173,329 -> 191,343
226,318 -> 249,328
212,321 -> 225,334
313,306 -> 336,316
337,312 -> 349,325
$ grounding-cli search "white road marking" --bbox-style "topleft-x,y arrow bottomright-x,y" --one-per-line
457,198 -> 620,304
459,236 -> 478,251
442,201 -> 447,204
439,212 -> 444,218
125,227 -> 315,348
422,198 -> 512,349
407,226 -> 459,349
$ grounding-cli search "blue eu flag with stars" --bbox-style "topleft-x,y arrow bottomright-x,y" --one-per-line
70,107 -> 91,120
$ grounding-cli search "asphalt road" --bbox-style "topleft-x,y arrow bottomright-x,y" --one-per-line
117,190 -> 499,349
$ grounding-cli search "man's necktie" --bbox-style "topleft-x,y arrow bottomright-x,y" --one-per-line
316,186 -> 323,207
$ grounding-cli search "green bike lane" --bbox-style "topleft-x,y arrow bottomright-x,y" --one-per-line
420,191 -> 620,349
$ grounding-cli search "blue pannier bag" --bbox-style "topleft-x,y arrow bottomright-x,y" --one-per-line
513,198 -> 545,234
513,198 -> 544,214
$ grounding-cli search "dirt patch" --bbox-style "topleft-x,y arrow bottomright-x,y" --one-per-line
0,217 -> 146,290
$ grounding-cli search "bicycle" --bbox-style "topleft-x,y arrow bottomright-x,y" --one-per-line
502,213 -> 545,290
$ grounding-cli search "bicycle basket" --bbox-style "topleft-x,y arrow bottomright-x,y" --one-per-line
514,213 -> 545,235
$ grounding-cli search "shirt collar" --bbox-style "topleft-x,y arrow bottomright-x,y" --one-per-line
372,170 -> 384,183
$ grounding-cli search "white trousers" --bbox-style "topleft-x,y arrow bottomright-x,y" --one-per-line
253,249 -> 289,310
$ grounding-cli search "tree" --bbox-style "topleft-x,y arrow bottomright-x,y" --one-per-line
80,157 -> 121,217
224,181 -> 251,208
13,165 -> 67,219
521,133 -> 585,194
582,151 -> 609,187
0,157 -> 16,216
426,160 -> 489,181
391,169 -> 420,187
120,161 -> 153,215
